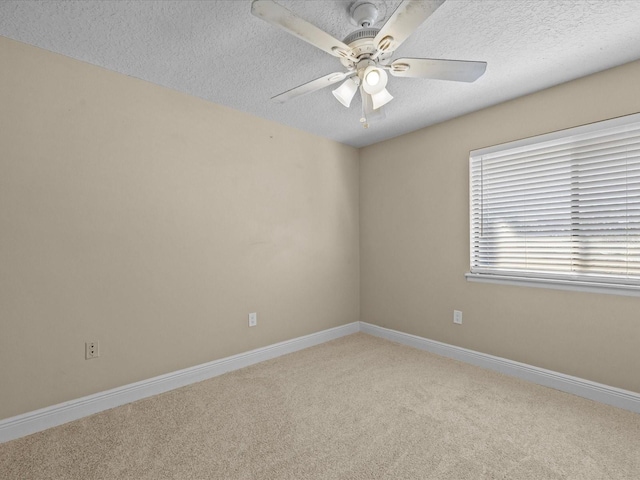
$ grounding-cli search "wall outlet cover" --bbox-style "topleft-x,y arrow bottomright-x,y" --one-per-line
85,341 -> 100,359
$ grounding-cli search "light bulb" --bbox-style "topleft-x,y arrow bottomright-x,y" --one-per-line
362,66 -> 388,95
365,70 -> 380,87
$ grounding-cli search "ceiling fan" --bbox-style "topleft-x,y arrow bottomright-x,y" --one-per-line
251,0 -> 487,127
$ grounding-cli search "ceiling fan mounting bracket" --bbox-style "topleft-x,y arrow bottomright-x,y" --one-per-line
377,35 -> 394,53
332,46 -> 353,59
391,63 -> 410,73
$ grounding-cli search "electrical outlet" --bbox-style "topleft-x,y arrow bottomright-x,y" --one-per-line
248,312 -> 257,327
85,341 -> 100,359
453,310 -> 463,325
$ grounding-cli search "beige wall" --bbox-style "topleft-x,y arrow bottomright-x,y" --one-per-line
360,60 -> 640,394
0,37 -> 359,420
3,33 -> 640,422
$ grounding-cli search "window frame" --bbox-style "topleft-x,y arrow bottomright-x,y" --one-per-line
466,113 -> 640,297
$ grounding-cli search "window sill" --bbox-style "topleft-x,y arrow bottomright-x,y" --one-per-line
465,273 -> 640,298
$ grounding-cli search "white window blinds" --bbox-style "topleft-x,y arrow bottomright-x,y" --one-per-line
469,113 -> 640,289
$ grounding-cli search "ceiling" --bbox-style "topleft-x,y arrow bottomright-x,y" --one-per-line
2,0 -> 640,148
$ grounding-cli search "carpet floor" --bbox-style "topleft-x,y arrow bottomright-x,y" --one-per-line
1,332 -> 639,479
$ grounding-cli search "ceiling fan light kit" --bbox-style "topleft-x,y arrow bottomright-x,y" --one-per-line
251,0 -> 487,127
361,65 -> 393,111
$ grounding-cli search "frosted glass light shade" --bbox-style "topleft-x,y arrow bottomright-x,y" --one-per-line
362,66 -> 388,95
371,88 -> 393,109
359,86 -> 387,127
332,78 -> 359,108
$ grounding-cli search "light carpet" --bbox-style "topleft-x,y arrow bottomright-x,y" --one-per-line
1,332 -> 639,479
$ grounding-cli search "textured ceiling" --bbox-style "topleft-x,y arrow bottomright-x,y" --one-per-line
2,0 -> 640,148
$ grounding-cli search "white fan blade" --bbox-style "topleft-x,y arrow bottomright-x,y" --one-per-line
373,0 -> 445,54
389,57 -> 487,82
271,72 -> 350,104
251,0 -> 355,60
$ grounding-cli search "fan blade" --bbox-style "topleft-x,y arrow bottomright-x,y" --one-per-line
251,0 -> 355,60
374,0 -> 445,54
271,72 -> 350,104
389,57 -> 487,82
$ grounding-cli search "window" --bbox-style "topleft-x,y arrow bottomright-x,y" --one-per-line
467,113 -> 640,296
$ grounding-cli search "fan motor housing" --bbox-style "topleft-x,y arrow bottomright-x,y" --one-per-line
340,28 -> 392,68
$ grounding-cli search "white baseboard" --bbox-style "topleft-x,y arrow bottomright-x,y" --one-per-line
3,320 -> 638,444
0,322 -> 359,444
360,322 -> 640,414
